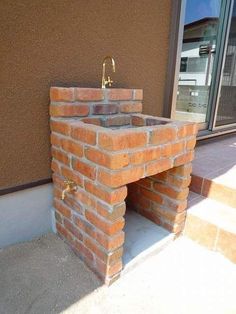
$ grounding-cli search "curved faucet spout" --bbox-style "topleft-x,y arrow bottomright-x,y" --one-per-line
101,56 -> 116,89
61,179 -> 77,200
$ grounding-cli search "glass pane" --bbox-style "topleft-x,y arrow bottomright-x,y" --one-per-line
216,1 -> 236,126
174,0 -> 221,123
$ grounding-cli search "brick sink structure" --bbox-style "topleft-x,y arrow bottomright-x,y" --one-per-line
50,87 -> 198,285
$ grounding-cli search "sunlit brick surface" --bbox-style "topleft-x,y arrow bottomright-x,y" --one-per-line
50,87 -> 197,284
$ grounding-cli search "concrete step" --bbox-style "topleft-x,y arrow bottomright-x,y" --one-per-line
184,192 -> 236,263
190,171 -> 236,208
190,135 -> 236,208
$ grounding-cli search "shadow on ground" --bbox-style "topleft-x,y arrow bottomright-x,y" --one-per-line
0,233 -> 102,314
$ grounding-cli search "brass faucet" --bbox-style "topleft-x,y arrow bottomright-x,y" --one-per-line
61,179 -> 77,200
101,56 -> 116,88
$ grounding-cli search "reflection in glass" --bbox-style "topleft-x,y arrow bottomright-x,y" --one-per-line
175,0 -> 221,123
216,1 -> 236,126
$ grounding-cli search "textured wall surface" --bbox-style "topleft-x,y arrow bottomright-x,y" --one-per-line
0,0 -> 171,189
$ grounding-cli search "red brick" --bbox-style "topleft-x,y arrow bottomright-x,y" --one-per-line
54,187 -> 62,201
161,141 -> 185,158
145,159 -> 173,176
153,183 -> 189,201
177,123 -> 198,137
146,118 -> 170,126
152,205 -> 186,224
163,197 -> 187,213
93,104 -> 118,115
71,125 -> 97,145
98,166 -> 144,188
127,182 -> 140,195
85,147 -> 129,169
54,199 -> 72,219
96,231 -> 125,251
150,127 -> 176,145
186,137 -> 197,150
64,196 -> 83,214
84,181 -> 127,205
74,216 -> 97,238
130,147 -> 161,165
151,171 -> 168,182
51,148 -> 70,165
50,87 -> 75,102
166,175 -> 191,189
138,208 -> 161,225
52,174 -> 64,189
55,211 -> 63,224
50,104 -> 89,117
133,89 -> 143,100
174,151 -> 194,167
96,258 -> 122,277
140,187 -> 163,204
162,221 -> 184,234
50,133 -> 61,147
75,88 -> 104,101
50,120 -> 70,135
56,223 -> 74,242
127,193 -> 151,210
51,160 -> 60,173
107,89 -> 133,101
85,210 -> 125,236
98,131 -> 147,151
64,218 -> 83,241
84,236 -> 108,262
74,240 -> 94,264
96,202 -> 126,222
102,115 -> 130,127
74,188 -> 96,209
61,138 -> 83,157
169,163 -> 192,177
131,115 -> 145,126
120,102 -> 142,113
72,158 -> 96,180
81,117 -> 102,126
61,166 -> 83,187
85,237 -> 122,265
136,177 -> 152,189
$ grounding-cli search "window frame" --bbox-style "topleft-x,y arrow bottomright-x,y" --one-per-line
164,0 -> 236,137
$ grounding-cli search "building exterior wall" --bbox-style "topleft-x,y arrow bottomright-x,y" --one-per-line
0,184 -> 53,248
1,0 -> 172,190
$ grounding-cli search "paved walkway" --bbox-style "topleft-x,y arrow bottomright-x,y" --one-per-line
1,233 -> 236,314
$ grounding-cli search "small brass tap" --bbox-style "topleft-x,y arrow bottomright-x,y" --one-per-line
101,56 -> 116,88
61,179 -> 77,200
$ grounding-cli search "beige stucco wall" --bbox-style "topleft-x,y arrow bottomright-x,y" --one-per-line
0,0 -> 172,190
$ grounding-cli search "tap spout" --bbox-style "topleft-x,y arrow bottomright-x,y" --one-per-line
61,180 -> 77,200
101,56 -> 116,88
61,185 -> 70,201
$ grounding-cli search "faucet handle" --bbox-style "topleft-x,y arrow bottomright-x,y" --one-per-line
64,179 -> 74,186
107,76 -> 113,87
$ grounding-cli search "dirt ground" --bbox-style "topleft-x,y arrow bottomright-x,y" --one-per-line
1,233 -> 236,314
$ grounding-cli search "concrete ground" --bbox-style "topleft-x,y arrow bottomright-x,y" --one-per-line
1,233 -> 236,314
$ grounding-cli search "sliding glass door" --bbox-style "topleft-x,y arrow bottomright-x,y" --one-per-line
175,0 -> 222,126
173,0 -> 236,134
216,1 -> 236,126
